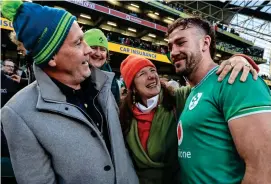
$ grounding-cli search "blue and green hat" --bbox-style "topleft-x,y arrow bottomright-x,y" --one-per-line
0,0 -> 76,66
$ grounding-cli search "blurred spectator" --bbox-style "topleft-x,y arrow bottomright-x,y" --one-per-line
1,62 -> 22,184
217,23 -> 223,29
161,47 -> 166,54
129,11 -> 138,17
134,38 -> 140,47
106,32 -> 112,41
2,59 -> 15,76
1,62 -> 21,107
2,59 -> 28,88
1,59 -> 25,184
216,23 -> 242,37
119,81 -> 128,101
9,31 -> 35,84
224,24 -> 228,31
216,40 -> 264,58
261,74 -> 271,80
124,37 -> 131,45
121,37 -> 125,44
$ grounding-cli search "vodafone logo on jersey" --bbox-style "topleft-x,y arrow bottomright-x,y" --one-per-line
177,121 -> 183,146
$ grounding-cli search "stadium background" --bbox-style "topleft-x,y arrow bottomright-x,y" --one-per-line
1,0 -> 270,88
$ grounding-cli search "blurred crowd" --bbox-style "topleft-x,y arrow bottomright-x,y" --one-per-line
260,74 -> 271,80
216,40 -> 264,58
162,1 -> 184,12
0,59 -> 30,107
105,31 -> 168,54
216,23 -> 240,36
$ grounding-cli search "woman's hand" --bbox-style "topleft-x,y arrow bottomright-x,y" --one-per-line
216,56 -> 258,84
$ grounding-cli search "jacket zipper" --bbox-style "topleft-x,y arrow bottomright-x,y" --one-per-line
93,91 -> 104,134
93,89 -> 114,159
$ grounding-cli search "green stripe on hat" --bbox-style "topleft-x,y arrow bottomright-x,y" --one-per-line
34,12 -> 74,64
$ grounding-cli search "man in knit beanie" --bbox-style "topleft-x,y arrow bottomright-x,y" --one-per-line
0,1 -> 138,184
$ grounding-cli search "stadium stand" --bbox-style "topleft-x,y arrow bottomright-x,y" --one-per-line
1,0 -> 270,88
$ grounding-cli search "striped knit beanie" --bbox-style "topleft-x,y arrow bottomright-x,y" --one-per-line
0,0 -> 76,66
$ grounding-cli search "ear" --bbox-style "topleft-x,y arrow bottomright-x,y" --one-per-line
202,35 -> 211,52
48,56 -> 57,67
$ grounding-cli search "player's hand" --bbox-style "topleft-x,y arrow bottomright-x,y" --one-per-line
216,56 -> 258,84
11,74 -> 21,83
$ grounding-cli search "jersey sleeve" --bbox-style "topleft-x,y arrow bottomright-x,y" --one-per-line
175,86 -> 192,117
218,73 -> 271,122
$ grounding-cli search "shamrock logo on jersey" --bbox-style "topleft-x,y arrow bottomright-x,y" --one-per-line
177,121 -> 183,146
189,92 -> 202,110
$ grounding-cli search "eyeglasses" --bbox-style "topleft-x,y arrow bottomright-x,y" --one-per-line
4,65 -> 14,68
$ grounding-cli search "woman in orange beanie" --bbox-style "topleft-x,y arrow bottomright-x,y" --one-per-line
119,54 -> 257,184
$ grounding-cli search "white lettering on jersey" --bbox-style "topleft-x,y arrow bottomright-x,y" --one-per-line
177,120 -> 192,159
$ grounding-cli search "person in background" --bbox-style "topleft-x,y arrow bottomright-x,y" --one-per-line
84,28 -> 120,104
168,17 -> 271,184
1,59 -> 27,88
2,59 -> 15,76
1,60 -> 22,107
13,64 -> 28,87
119,54 -> 258,184
120,80 -> 128,101
1,0 -> 138,183
1,61 -> 21,184
9,31 -> 35,84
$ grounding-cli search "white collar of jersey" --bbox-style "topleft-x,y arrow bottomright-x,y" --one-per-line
135,94 -> 159,114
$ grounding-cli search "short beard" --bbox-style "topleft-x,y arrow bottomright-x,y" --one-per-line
177,51 -> 202,79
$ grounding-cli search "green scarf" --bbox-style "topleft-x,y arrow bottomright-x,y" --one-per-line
126,92 -> 180,184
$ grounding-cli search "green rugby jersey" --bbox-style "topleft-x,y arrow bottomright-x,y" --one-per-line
177,66 -> 271,184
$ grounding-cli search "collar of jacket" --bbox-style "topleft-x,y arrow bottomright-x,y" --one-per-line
33,64 -> 115,103
33,65 -> 116,157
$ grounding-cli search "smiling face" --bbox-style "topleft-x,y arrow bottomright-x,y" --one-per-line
88,46 -> 107,68
133,66 -> 161,102
168,26 -> 204,77
47,22 -> 91,86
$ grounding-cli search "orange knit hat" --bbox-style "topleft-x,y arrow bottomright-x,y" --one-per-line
120,55 -> 156,89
